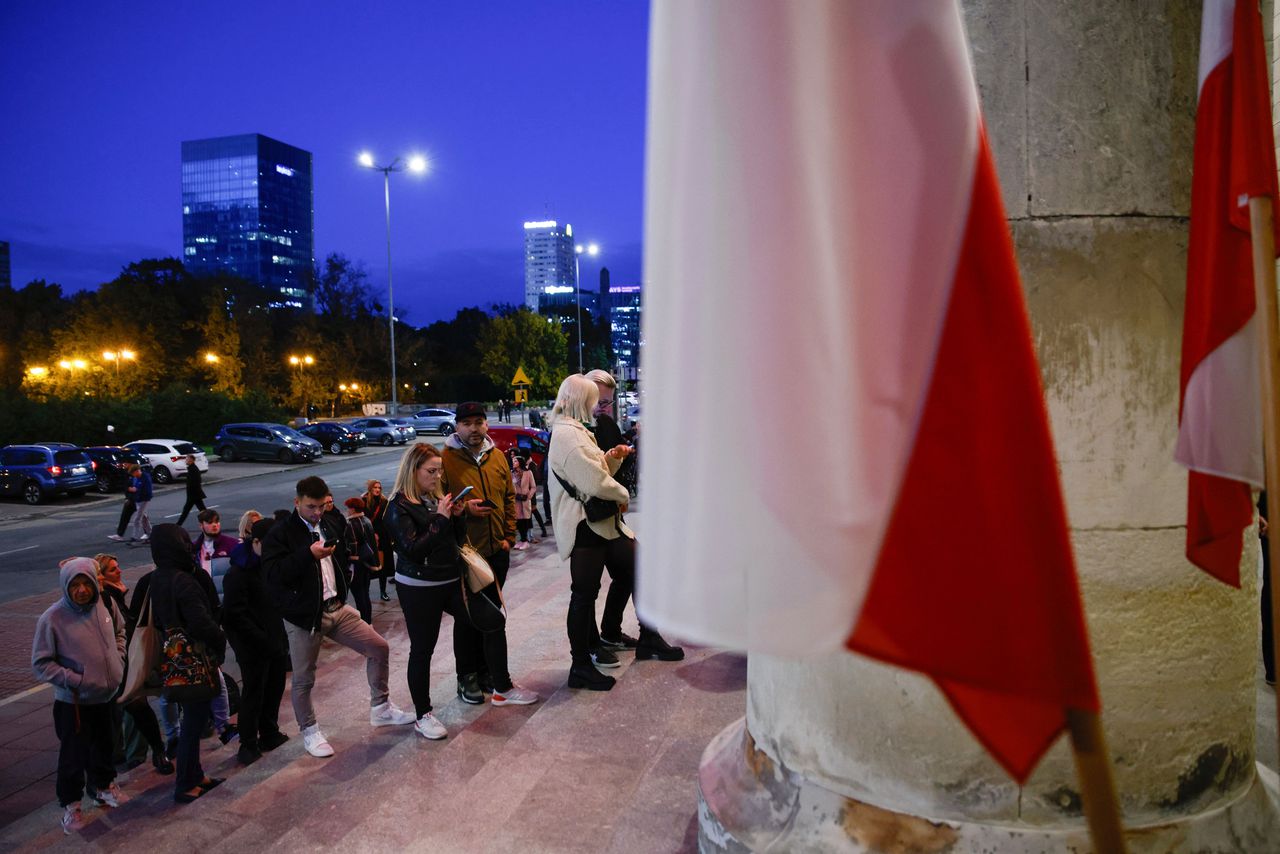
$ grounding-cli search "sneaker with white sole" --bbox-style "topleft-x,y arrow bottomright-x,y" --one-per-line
490,685 -> 540,706
301,724 -> 334,758
61,803 -> 86,834
370,701 -> 416,727
107,534 -> 125,542
591,648 -> 621,668
88,782 -> 127,808
414,713 -> 447,740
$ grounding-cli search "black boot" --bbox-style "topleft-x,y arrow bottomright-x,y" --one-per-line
152,750 -> 174,775
567,662 -> 616,691
636,629 -> 685,661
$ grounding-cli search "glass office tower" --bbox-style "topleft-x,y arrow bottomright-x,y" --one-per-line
182,134 -> 314,308
523,220 -> 577,311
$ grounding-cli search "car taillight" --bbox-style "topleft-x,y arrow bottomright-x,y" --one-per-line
47,465 -> 62,476
90,460 -> 97,470
171,456 -> 182,462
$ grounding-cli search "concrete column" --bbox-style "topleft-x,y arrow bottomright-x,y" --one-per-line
699,2 -> 1280,850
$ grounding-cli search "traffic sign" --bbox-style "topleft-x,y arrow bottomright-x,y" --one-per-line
511,366 -> 532,387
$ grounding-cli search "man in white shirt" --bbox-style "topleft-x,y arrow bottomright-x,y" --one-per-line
261,476 -> 414,758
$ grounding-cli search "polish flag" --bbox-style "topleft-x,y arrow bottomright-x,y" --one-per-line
637,0 -> 1098,781
1175,0 -> 1277,587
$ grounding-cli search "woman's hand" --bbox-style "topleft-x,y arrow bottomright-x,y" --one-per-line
437,492 -> 455,518
606,444 -> 633,460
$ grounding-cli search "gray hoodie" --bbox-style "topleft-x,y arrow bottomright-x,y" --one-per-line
31,558 -> 126,705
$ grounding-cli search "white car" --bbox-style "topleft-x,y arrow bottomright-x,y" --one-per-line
125,439 -> 209,484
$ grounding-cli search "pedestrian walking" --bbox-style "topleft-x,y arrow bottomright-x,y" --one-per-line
175,455 -> 207,527
386,443 -> 538,740
32,557 -> 128,833
223,519 -> 290,765
261,475 -> 416,758
127,465 -> 152,543
363,479 -> 394,602
107,466 -> 140,543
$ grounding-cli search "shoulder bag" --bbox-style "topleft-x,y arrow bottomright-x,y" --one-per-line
551,469 -> 618,523
158,584 -> 220,702
117,588 -> 162,704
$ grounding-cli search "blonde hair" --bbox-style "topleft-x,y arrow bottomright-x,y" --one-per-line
93,553 -> 119,574
584,368 -> 616,389
391,443 -> 442,503
550,374 -> 599,426
238,510 -> 262,540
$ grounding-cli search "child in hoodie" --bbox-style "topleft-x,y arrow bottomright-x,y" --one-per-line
31,557 -> 128,834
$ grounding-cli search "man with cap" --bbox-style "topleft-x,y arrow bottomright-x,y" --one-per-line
441,401 -> 517,703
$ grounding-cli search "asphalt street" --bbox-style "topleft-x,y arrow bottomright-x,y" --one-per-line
0,442 -> 436,604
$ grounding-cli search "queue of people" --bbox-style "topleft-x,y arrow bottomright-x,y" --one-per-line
32,371 -> 676,835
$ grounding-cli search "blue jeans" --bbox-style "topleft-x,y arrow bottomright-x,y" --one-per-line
159,670 -> 230,740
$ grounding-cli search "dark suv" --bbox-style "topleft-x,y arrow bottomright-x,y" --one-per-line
214,423 -> 322,463
299,422 -> 367,455
0,444 -> 97,504
83,446 -> 153,493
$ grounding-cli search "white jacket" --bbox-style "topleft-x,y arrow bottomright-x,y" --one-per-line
548,418 -> 633,560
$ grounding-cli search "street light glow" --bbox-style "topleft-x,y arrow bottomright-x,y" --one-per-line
72,359 -> 87,370
103,351 -> 117,361
120,350 -> 136,360
408,155 -> 427,174
205,352 -> 220,363
587,243 -> 600,256
27,366 -> 47,377
304,355 -> 315,365
358,151 -> 375,168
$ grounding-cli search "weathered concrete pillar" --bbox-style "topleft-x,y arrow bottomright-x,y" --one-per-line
699,3 -> 1280,850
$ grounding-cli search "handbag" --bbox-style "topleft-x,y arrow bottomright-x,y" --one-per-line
552,469 -> 618,522
352,518 -> 380,567
158,620 -> 219,702
117,589 -> 162,704
459,544 -> 495,593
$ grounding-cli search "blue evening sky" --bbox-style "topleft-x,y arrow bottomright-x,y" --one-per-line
0,1 -> 650,324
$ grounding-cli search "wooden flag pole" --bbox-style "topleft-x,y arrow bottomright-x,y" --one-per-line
1065,708 -> 1128,853
1247,195 -> 1280,769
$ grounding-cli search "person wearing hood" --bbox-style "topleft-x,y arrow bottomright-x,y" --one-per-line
147,524 -> 226,804
31,557 -> 128,834
440,401 -> 516,703
223,517 -> 290,765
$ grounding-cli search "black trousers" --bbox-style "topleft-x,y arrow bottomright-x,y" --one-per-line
116,500 -> 135,537
400,579 -> 511,716
173,699 -> 211,794
569,524 -> 644,660
53,700 -> 116,806
349,563 -> 373,623
531,507 -> 547,534
236,653 -> 287,751
122,696 -> 164,755
176,496 -> 207,526
517,519 -> 533,542
454,550 -> 510,682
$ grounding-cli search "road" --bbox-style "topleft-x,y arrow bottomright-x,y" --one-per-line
0,441 -> 438,604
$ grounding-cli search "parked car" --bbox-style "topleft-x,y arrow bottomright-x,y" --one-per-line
349,417 -> 411,446
486,426 -> 550,471
83,446 -> 153,493
0,444 -> 96,505
214,423 -> 322,463
410,408 -> 456,435
386,418 -> 420,443
299,422 -> 367,455
125,439 -> 209,484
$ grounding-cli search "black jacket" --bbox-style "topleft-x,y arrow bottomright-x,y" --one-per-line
386,493 -> 466,583
222,541 -> 288,658
186,463 -> 205,500
261,510 -> 350,631
148,524 -> 226,662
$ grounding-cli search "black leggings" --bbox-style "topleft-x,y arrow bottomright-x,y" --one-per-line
399,579 -> 511,717
350,564 -> 373,623
517,519 -> 533,541
568,524 -> 639,663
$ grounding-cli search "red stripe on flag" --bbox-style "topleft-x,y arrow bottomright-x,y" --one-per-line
1186,470 -> 1254,586
847,130 -> 1099,783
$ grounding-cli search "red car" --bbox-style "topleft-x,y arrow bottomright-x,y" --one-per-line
486,426 -> 550,470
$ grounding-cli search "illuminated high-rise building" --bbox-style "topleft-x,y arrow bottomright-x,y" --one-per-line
523,220 -> 577,311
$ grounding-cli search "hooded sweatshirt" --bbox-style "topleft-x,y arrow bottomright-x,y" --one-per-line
148,523 -> 226,660
31,558 -> 126,704
442,433 -> 516,556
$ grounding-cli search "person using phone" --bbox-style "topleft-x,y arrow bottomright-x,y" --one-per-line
439,401 -> 518,703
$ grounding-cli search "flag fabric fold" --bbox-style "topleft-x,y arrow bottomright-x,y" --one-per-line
1175,0 -> 1278,587
638,0 -> 1098,781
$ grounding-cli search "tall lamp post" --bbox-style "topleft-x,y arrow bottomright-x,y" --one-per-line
574,242 -> 600,374
289,354 -> 315,419
358,150 -> 428,413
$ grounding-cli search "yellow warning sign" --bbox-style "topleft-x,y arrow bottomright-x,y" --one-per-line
511,366 -> 532,387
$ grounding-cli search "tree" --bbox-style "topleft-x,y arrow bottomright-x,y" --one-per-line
198,289 -> 244,395
477,308 -> 569,399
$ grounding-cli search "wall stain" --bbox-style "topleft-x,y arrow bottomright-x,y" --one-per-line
840,797 -> 959,854
1161,743 -> 1252,810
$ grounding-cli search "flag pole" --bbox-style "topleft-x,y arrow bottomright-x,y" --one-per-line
1065,708 -> 1128,853
1247,195 -> 1280,767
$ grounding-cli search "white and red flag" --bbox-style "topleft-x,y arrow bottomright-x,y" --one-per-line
638,0 -> 1098,781
1175,0 -> 1277,587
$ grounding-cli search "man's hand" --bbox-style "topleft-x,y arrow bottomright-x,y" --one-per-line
309,540 -> 336,561
620,502 -> 629,514
500,540 -> 512,551
466,498 -> 493,517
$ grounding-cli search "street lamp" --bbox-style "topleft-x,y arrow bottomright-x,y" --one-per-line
289,354 -> 315,418
358,149 -> 429,413
102,348 -> 136,376
574,242 -> 601,374
204,352 -> 220,364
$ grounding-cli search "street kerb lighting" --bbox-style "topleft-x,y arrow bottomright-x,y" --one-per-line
358,148 -> 430,412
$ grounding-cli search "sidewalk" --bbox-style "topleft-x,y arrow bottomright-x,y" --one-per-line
0,513 -> 747,852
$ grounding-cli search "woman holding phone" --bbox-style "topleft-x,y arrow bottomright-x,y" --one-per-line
385,443 -> 538,740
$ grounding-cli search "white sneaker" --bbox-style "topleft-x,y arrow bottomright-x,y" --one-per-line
370,701 -> 415,727
107,534 -> 125,542
61,803 -> 86,834
490,684 -> 540,706
414,713 -> 447,740
514,541 -> 529,551
88,782 -> 127,808
301,724 -> 334,758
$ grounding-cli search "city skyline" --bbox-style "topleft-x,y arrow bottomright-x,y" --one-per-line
0,1 -> 647,325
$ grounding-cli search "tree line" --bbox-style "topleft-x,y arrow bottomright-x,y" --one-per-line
0,254 -> 615,446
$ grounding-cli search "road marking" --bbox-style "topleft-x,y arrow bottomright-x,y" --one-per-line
0,683 -> 49,707
0,544 -> 38,557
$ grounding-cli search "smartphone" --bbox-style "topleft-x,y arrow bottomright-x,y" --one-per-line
453,485 -> 475,503
478,498 -> 498,509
